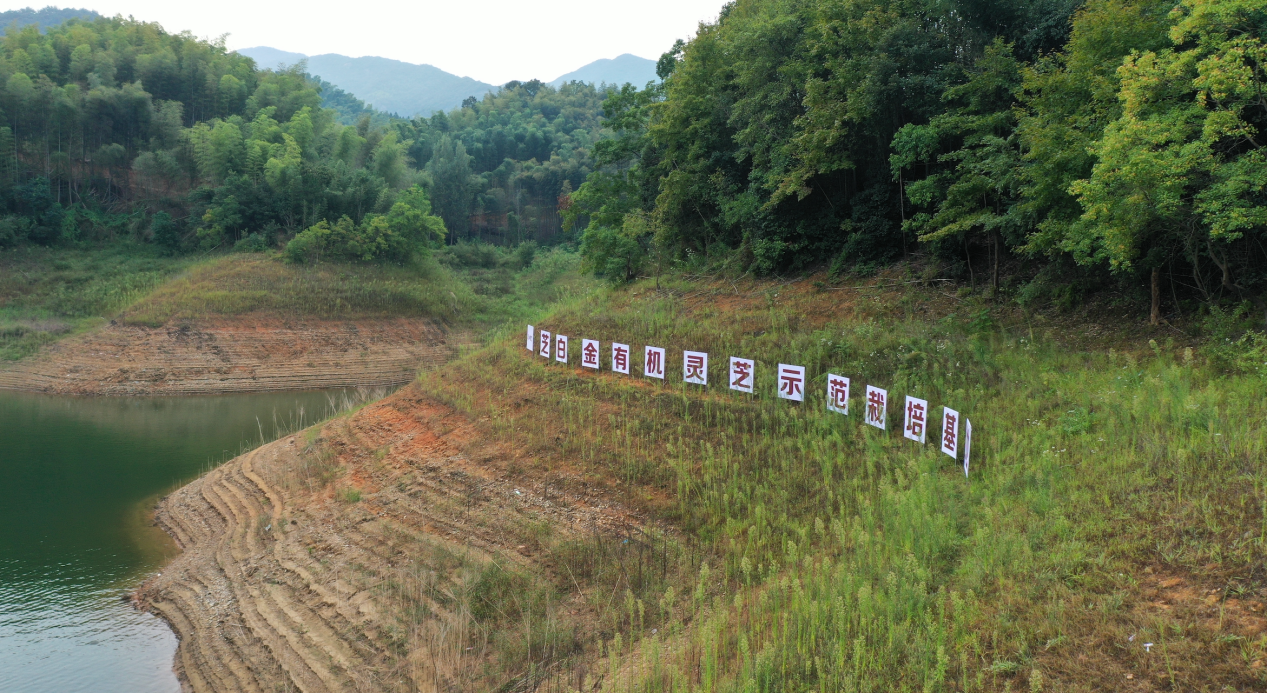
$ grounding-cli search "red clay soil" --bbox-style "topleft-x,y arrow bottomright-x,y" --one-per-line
136,383 -> 644,692
0,317 -> 472,395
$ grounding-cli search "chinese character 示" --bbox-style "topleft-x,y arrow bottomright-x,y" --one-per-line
555,334 -> 569,363
539,330 -> 551,358
526,325 -> 534,351
941,406 -> 959,459
612,342 -> 630,374
729,357 -> 754,393
903,395 -> 927,443
644,346 -> 666,379
777,364 -> 805,402
827,374 -> 850,415
865,385 -> 887,429
582,339 -> 600,369
683,350 -> 708,385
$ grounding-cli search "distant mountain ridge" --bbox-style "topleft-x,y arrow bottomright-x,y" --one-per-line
0,6 -> 99,31
236,47 -> 496,118
550,54 -> 658,88
237,47 -> 659,118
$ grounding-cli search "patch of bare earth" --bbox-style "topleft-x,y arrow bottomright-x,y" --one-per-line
0,317 -> 471,395
137,382 -> 646,692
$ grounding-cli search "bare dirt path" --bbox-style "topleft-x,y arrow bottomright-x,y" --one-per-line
0,317 -> 472,395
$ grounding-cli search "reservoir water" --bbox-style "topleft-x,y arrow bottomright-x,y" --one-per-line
0,388 -> 353,692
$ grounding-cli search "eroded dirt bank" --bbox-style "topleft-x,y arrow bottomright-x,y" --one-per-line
136,383 -> 641,692
0,317 -> 468,395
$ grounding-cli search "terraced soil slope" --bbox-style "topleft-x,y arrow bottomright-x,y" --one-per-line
137,383 -> 641,692
0,318 -> 468,395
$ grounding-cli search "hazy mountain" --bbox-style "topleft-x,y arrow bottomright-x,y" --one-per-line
236,47 -> 495,118
549,54 -> 658,88
0,6 -> 99,31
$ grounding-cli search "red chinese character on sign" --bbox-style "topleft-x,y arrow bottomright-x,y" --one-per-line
730,358 -> 753,392
827,374 -> 849,414
941,406 -> 960,459
777,364 -> 804,401
612,343 -> 629,374
582,339 -> 599,368
904,396 -> 927,443
684,350 -> 707,385
645,346 -> 664,378
865,385 -> 887,429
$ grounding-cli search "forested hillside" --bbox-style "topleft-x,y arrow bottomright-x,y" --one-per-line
571,0 -> 1267,323
0,6 -> 98,32
0,15 -> 607,256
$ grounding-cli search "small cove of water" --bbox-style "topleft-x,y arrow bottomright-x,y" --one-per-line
0,388 -> 354,692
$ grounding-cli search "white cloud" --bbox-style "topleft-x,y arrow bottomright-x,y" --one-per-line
56,0 -> 726,85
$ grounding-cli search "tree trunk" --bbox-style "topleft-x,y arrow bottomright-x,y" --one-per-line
1150,267 -> 1161,326
991,231 -> 1000,295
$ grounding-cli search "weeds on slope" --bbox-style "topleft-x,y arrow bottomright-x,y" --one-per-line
0,244 -> 191,359
416,277 -> 1267,692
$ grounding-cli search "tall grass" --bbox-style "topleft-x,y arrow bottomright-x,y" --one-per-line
0,244 -> 191,359
415,277 -> 1267,691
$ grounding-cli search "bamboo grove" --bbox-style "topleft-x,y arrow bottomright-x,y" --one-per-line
0,15 -> 612,254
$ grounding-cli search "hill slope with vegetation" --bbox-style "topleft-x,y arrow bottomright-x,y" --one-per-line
570,0 -> 1267,328
141,266 -> 1267,691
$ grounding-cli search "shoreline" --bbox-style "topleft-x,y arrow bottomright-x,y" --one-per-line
0,316 -> 472,396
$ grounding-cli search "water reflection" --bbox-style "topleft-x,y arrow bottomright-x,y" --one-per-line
0,387 -> 383,693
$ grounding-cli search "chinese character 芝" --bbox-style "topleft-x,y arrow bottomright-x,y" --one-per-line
729,357 -> 754,393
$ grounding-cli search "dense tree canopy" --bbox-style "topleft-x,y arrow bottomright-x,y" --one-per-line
571,0 -> 1267,320
0,16 -> 612,258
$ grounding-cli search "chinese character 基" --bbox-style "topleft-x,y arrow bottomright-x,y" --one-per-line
941,407 -> 959,459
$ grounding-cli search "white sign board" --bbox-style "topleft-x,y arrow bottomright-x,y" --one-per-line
903,395 -> 928,444
964,419 -> 972,478
827,374 -> 850,415
611,342 -> 630,374
777,364 -> 805,402
539,330 -> 551,358
729,357 -> 754,393
555,334 -> 568,363
683,351 -> 708,385
941,407 -> 959,459
865,385 -> 887,430
581,339 -> 600,369
644,346 -> 666,379
526,325 -> 534,351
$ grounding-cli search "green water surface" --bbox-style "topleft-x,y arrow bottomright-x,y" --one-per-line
0,389 -> 348,692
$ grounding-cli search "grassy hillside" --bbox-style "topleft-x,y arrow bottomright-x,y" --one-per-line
389,269 -> 1267,691
0,243 -> 591,360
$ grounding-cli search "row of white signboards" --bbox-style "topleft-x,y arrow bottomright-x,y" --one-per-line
527,325 -> 973,477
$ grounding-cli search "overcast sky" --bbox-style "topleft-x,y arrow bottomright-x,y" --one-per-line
15,0 -> 727,85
